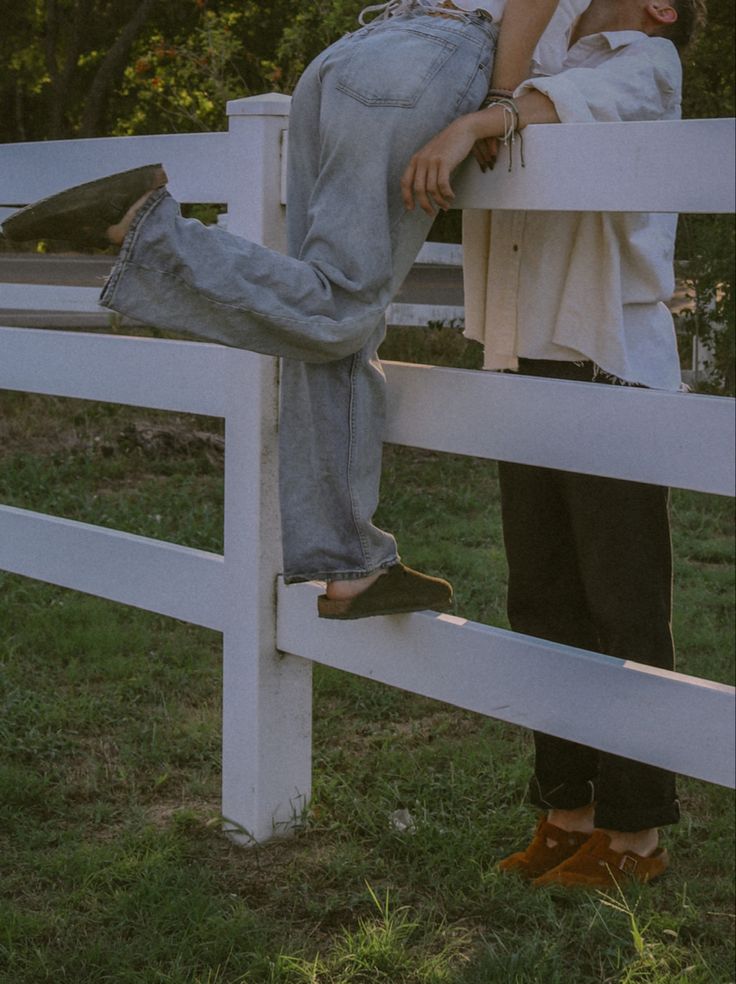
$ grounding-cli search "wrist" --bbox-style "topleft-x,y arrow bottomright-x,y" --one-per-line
469,105 -> 506,140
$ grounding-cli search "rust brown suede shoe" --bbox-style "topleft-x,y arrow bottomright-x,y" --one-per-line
317,563 -> 453,620
533,830 -> 670,889
498,818 -> 591,880
1,164 -> 168,247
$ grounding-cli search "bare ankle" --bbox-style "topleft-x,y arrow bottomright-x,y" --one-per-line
600,827 -> 659,856
324,570 -> 386,600
548,804 -> 595,835
106,188 -> 159,245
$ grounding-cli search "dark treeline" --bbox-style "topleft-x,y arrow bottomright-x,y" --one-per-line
1,0 -> 732,386
1,0 -> 731,143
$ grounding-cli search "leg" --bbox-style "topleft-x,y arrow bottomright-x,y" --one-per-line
497,456 -> 599,878
563,467 -> 680,840
279,326 -> 399,583
277,47 -> 403,584
497,359 -> 677,884
274,15 -> 496,583
531,471 -> 677,885
502,358 -> 678,837
498,458 -> 601,809
12,17 -> 494,592
100,16 -> 496,366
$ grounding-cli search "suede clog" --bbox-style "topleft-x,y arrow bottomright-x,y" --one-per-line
498,818 -> 591,880
1,163 -> 167,247
317,563 -> 453,619
533,830 -> 670,888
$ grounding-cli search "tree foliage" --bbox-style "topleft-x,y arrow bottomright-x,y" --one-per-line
0,0 -> 732,387
0,0 -> 167,140
676,0 -> 735,390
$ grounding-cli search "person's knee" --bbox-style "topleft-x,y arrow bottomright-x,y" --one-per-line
311,320 -> 377,363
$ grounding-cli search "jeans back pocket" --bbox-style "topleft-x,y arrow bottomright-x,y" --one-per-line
336,25 -> 459,109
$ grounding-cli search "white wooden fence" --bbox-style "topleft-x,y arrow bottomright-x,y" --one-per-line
1,95 -> 734,844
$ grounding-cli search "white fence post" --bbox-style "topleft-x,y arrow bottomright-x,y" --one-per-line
219,93 -> 312,844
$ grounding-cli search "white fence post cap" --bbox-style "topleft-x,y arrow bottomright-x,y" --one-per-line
227,92 -> 291,118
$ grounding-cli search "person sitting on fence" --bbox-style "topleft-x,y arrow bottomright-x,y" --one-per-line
449,0 -> 700,888
2,0 -> 573,621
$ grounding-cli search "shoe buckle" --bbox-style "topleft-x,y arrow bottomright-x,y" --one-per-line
619,855 -> 638,874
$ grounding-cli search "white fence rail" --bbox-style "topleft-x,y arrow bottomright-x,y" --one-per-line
1,96 -> 734,842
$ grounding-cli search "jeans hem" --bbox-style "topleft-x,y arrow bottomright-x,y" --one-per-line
100,186 -> 169,309
282,557 -> 398,585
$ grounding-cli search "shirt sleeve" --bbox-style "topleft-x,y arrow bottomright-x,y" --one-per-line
517,37 -> 682,124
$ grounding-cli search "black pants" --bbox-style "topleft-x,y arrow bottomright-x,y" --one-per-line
498,360 -> 680,831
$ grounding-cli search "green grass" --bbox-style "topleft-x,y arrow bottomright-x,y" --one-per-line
0,331 -> 734,983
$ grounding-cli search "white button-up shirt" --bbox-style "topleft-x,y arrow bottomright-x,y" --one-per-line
462,31 -> 684,390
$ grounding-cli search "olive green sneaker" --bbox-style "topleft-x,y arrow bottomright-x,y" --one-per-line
1,163 -> 167,247
317,563 -> 453,619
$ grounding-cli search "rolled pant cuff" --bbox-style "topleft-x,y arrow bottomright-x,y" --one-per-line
527,775 -> 595,812
282,557 -> 398,585
594,798 -> 681,832
100,186 -> 168,309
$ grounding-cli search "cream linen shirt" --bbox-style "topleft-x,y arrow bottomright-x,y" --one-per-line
462,30 -> 684,390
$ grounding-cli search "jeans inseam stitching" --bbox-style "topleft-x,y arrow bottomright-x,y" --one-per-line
346,348 -> 373,570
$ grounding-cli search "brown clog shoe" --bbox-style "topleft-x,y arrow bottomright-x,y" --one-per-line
317,563 -> 453,620
498,818 -> 591,880
533,830 -> 670,889
1,163 -> 167,247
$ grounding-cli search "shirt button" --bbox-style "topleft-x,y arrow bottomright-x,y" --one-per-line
512,244 -> 519,252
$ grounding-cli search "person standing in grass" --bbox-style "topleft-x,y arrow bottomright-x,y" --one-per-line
436,0 -> 700,888
3,0 -> 565,621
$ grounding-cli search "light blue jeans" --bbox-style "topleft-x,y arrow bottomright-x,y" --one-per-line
101,9 -> 497,582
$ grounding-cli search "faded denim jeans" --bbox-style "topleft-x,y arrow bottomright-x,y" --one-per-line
101,10 -> 497,582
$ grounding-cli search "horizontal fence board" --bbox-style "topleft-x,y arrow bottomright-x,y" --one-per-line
453,119 -> 735,213
0,288 -> 470,332
0,312 -> 113,329
0,132 -> 230,206
386,302 -> 465,327
415,243 -> 463,266
0,327 -> 253,416
277,581 -> 736,788
0,506 -> 226,630
0,283 -> 104,313
3,331 -> 732,494
1,119 -> 732,214
383,362 -> 736,496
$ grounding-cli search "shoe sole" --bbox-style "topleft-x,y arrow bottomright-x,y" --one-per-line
2,164 -> 167,245
317,595 -> 453,619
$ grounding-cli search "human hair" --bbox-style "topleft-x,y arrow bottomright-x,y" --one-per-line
660,0 -> 707,51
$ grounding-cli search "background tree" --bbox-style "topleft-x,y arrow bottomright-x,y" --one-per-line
114,1 -> 294,135
676,0 -> 735,391
0,0 -> 169,141
0,0 -> 732,387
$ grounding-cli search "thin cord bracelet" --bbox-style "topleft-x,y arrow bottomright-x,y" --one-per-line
481,96 -> 525,171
